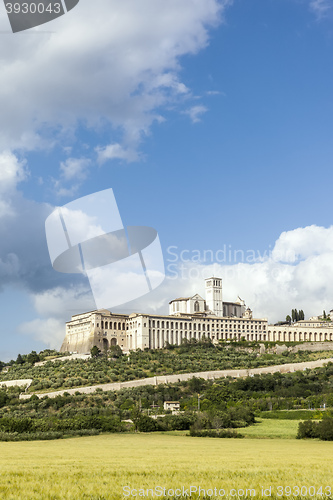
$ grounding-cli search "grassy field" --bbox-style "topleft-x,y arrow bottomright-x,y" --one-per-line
0,433 -> 332,499
238,418 -> 301,439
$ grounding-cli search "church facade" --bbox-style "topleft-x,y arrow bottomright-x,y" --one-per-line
60,277 -> 333,354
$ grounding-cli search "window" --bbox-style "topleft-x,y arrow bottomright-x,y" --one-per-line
194,300 -> 200,312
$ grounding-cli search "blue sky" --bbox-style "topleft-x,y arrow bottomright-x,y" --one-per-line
1,0 -> 333,360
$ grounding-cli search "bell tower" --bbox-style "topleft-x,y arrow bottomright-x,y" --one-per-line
205,277 -> 223,316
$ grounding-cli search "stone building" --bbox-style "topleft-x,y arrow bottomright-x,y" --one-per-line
60,277 -> 333,353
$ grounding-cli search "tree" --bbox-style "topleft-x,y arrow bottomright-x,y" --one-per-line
131,403 -> 142,432
27,351 -> 40,364
286,315 -> 291,325
90,346 -> 101,358
109,345 -> 123,359
136,415 -> 160,432
323,310 -> 327,319
16,354 -> 24,365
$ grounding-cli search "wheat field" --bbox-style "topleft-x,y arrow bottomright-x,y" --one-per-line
0,433 -> 332,499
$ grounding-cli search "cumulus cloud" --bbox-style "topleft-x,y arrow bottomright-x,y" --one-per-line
18,318 -> 65,349
143,225 -> 333,324
96,143 -> 139,164
0,0 -> 226,153
184,105 -> 208,123
0,193 -> 88,294
18,286 -> 96,348
53,157 -> 92,197
60,157 -> 91,181
0,151 -> 27,192
0,151 -> 28,218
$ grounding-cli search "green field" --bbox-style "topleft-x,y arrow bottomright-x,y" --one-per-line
0,433 -> 332,499
238,418 -> 301,439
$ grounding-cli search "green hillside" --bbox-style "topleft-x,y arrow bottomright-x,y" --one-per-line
1,340 -> 332,393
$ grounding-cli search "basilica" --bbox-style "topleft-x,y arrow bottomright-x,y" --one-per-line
61,277 -> 333,354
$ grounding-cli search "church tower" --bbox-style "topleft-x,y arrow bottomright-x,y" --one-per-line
205,277 -> 223,316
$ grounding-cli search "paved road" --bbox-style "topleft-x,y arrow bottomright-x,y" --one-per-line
18,357 -> 333,400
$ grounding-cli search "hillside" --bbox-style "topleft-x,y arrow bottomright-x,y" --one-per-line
1,361 -> 333,441
1,340 -> 333,393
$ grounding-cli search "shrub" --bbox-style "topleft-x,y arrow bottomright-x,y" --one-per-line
137,415 -> 161,432
318,418 -> 333,441
189,428 -> 243,438
297,420 -> 319,439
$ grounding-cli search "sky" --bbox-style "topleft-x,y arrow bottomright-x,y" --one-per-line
1,0 -> 333,360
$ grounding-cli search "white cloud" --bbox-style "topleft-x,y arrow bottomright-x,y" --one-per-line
18,286 -> 95,348
54,157 -> 92,197
133,225 -> 333,324
0,0 -> 227,153
0,151 -> 28,218
206,90 -> 223,96
18,318 -> 65,349
0,151 -> 27,193
310,0 -> 331,19
96,143 -> 139,164
184,105 -> 208,123
60,157 -> 91,181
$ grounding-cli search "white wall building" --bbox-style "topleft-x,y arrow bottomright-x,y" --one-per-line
61,277 -> 333,354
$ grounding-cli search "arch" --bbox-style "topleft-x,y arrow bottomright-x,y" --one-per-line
102,338 -> 109,350
194,301 -> 200,312
111,338 -> 117,346
104,322 -> 108,329
122,323 -> 125,330
118,322 -> 121,330
114,322 -> 117,330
